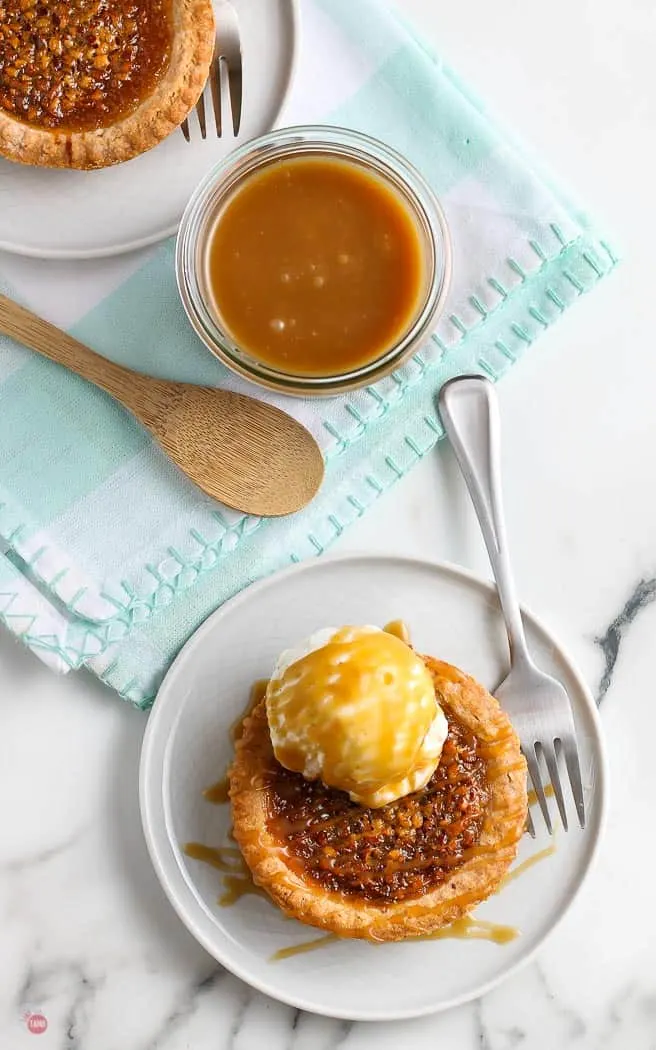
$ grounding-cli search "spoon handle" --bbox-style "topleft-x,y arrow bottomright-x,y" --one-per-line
438,375 -> 531,668
0,293 -> 153,411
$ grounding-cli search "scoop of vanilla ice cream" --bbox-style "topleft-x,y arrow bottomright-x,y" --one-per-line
265,625 -> 447,807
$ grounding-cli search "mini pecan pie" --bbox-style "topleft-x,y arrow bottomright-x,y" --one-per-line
230,656 -> 528,941
0,0 -> 214,169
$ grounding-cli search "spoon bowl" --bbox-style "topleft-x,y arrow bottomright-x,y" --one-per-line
138,378 -> 324,516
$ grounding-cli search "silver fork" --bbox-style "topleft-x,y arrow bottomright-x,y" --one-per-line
182,0 -> 243,142
439,375 -> 585,836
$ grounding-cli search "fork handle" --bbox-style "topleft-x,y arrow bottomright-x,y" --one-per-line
439,375 -> 532,667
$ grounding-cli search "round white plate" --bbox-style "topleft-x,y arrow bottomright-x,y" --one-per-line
0,0 -> 299,259
140,554 -> 606,1021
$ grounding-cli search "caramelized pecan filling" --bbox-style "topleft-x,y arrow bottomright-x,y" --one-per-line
0,0 -> 172,131
266,716 -> 490,902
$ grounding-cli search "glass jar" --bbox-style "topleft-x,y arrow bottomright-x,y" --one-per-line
176,125 -> 452,396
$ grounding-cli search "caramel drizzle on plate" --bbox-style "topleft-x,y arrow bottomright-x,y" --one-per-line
202,679 -> 270,807
185,827 -> 551,959
270,934 -> 341,961
499,843 -> 556,888
183,842 -> 243,873
183,842 -> 269,906
273,914 -> 519,961
219,874 -> 271,907
527,783 -> 555,807
203,777 -> 230,804
418,916 -> 518,945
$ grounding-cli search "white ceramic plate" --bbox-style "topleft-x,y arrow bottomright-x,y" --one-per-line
0,0 -> 299,259
140,554 -> 606,1021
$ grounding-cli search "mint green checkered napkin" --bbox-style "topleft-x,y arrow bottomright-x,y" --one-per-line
0,0 -> 616,706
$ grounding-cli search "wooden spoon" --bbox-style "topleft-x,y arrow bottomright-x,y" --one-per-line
0,294 -> 324,517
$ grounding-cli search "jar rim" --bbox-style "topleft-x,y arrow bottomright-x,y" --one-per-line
176,125 -> 452,397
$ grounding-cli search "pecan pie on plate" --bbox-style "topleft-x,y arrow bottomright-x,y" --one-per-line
230,626 -> 528,941
0,0 -> 215,168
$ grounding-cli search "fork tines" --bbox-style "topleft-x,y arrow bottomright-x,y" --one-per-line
181,6 -> 243,142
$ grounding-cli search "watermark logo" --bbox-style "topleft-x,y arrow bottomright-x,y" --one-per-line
22,1011 -> 48,1035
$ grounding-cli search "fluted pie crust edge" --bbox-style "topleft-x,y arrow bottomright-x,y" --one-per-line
0,0 -> 214,170
230,656 -> 528,942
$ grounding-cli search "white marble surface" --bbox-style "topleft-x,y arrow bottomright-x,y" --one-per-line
1,0 -> 655,1045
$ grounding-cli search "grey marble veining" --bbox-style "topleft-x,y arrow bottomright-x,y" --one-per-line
595,577 -> 656,704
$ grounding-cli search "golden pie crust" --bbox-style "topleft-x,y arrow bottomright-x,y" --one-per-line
230,656 -> 528,942
0,0 -> 215,169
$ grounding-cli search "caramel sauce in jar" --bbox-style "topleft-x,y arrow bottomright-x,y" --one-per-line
178,127 -> 452,398
205,156 -> 428,379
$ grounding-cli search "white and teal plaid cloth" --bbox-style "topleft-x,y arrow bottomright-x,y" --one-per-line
0,0 -> 616,706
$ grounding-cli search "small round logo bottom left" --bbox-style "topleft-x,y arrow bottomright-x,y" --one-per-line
24,1012 -> 48,1035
